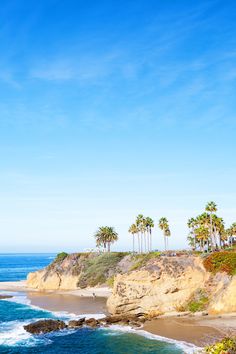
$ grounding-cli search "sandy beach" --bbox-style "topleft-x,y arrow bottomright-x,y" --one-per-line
143,316 -> 236,347
1,281 -> 236,347
27,292 -> 108,315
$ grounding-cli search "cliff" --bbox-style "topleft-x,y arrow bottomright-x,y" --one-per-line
27,252 -> 133,290
27,252 -> 236,316
107,254 -> 236,316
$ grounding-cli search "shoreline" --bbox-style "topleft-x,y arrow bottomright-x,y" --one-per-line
1,281 -> 236,348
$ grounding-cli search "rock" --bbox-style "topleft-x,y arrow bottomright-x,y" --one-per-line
24,319 -> 67,334
68,318 -> 85,328
0,295 -> 12,300
202,312 -> 209,316
102,314 -> 145,326
85,318 -> 99,328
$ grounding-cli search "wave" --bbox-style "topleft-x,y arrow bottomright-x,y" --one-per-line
104,325 -> 202,354
1,293 -> 201,352
0,320 -> 52,347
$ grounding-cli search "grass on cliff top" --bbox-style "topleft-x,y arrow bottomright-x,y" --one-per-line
203,251 -> 236,276
130,252 -> 161,271
77,252 -> 128,288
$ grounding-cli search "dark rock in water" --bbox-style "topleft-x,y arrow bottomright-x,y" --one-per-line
103,314 -> 145,325
24,319 -> 67,334
68,318 -> 86,328
85,318 -> 99,328
0,295 -> 13,300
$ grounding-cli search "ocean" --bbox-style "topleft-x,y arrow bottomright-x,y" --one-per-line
0,254 -> 197,353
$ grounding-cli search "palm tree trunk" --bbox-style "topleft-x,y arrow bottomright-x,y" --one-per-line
133,234 -> 135,254
150,230 -> 152,252
140,233 -> 143,254
138,233 -> 141,254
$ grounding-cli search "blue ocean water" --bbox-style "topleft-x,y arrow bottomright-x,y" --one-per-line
0,254 -> 195,353
0,253 -> 55,282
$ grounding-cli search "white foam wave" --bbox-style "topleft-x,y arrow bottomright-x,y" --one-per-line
0,321 -> 52,347
103,325 -> 202,354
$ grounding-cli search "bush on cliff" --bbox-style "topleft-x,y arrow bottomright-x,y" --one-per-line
203,251 -> 236,275
77,252 -> 128,288
205,336 -> 236,353
55,252 -> 68,263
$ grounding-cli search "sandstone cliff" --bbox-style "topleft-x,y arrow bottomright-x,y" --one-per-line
27,252 -> 133,290
107,255 -> 236,316
27,252 -> 236,316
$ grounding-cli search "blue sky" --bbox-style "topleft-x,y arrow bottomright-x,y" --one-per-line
0,0 -> 236,252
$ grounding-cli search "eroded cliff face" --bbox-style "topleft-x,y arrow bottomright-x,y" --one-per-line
27,252 -> 236,315
27,252 -> 133,290
107,255 -> 236,316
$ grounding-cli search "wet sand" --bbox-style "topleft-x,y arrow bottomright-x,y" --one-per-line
28,292 -> 108,316
143,317 -> 236,347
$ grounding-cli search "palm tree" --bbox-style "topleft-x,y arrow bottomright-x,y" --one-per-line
159,217 -> 169,251
136,214 -> 144,253
195,226 -> 209,252
128,224 -> 138,254
205,201 -> 217,249
187,217 -> 197,249
227,222 -> 236,247
94,226 -> 118,252
145,217 -> 154,252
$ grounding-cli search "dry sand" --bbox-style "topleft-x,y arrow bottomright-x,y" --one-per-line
27,292 -> 108,315
143,316 -> 236,347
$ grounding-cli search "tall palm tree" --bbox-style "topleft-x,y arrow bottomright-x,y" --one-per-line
205,201 -> 217,249
136,214 -> 144,253
159,217 -> 169,251
94,226 -> 118,252
145,217 -> 154,252
128,223 -> 138,254
187,217 -> 197,249
227,222 -> 236,247
195,226 -> 209,252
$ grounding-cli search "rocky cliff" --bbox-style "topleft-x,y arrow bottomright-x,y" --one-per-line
27,252 -> 236,316
107,254 -> 236,316
27,252 -> 133,290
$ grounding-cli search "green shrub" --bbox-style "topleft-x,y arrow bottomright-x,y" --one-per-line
77,252 -> 127,288
55,252 -> 68,263
203,251 -> 236,275
106,275 -> 115,287
205,337 -> 236,353
187,289 -> 209,313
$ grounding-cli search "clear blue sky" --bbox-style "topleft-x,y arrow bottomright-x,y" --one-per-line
0,0 -> 236,252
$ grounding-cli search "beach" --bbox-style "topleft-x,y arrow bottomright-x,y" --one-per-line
143,316 -> 236,347
1,280 -> 236,348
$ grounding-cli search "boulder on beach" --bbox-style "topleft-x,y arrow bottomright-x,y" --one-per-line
24,319 -> 67,334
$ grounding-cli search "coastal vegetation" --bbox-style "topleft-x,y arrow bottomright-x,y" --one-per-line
204,336 -> 236,353
203,251 -> 236,275
128,215 -> 155,253
158,217 -> 171,251
77,252 -> 127,288
187,201 -> 236,252
94,226 -> 118,252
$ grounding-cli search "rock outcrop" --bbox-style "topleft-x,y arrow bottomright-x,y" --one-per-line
107,255 -> 236,316
26,252 -> 236,316
24,320 -> 67,334
27,252 -> 133,290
